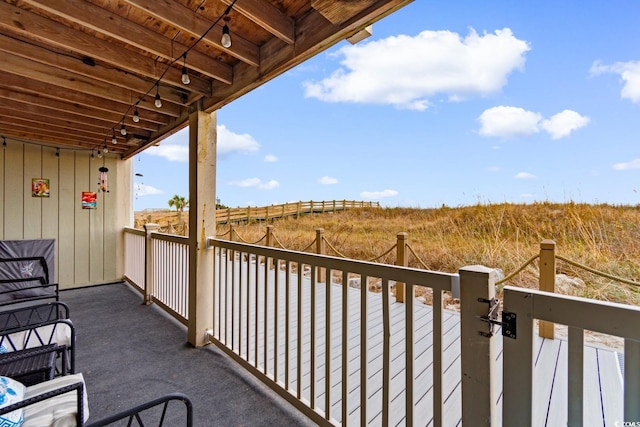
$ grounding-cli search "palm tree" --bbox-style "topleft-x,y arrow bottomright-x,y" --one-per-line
168,195 -> 189,223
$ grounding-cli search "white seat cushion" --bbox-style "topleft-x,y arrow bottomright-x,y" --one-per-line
0,323 -> 72,352
22,373 -> 89,427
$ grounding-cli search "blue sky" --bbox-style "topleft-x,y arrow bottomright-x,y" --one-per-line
133,0 -> 640,211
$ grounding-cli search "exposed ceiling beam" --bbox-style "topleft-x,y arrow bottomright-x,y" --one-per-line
0,34 -> 189,109
0,94 -> 157,135
0,54 -> 183,118
219,0 -> 295,44
0,1 -> 212,96
125,0 -> 260,68
20,0 -> 233,85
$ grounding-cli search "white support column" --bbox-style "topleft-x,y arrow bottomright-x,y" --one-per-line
187,109 -> 217,347
459,265 -> 498,426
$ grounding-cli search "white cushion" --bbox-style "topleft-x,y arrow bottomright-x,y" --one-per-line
0,323 -> 72,352
0,376 -> 25,427
23,373 -> 89,427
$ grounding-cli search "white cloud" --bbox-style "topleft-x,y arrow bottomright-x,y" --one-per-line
479,107 -> 588,139
229,178 -> 280,190
145,142 -> 188,162
540,110 -> 590,139
303,28 -> 530,110
218,124 -> 260,156
613,159 -> 640,170
360,189 -> 398,199
146,125 -> 259,162
479,106 -> 541,138
135,183 -> 163,196
264,154 -> 278,162
515,172 -> 536,179
318,176 -> 338,184
591,60 -> 640,103
487,166 -> 501,172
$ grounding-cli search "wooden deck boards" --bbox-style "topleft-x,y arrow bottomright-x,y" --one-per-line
214,260 -> 624,426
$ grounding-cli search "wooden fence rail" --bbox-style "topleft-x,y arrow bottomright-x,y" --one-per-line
215,200 -> 380,224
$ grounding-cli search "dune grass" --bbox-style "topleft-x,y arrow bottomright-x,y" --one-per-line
213,202 -> 640,306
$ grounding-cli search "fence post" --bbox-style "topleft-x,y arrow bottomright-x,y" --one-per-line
229,224 -> 235,241
266,225 -> 274,269
539,240 -> 556,339
395,232 -> 409,303
315,228 -> 326,283
143,223 -> 159,305
459,265 -> 498,426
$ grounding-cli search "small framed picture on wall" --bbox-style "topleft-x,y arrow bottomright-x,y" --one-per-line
82,191 -> 97,209
32,178 -> 50,197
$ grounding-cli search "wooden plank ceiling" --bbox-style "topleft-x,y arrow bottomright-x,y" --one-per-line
0,0 -> 412,159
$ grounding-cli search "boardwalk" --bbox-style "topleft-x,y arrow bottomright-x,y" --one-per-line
214,260 -> 624,426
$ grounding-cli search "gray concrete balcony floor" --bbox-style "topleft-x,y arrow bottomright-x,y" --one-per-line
62,282 -> 316,427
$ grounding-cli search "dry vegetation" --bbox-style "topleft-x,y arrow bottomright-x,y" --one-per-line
136,202 -> 640,306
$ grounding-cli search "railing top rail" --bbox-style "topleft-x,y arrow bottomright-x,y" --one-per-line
503,285 -> 640,340
151,233 -> 189,244
124,227 -> 146,236
208,237 -> 454,291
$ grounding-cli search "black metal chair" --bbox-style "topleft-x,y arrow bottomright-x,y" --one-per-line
0,373 -> 193,427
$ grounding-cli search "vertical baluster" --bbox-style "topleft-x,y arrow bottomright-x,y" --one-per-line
297,262 -> 303,399
360,274 -> 368,427
311,265 -> 316,409
274,256 -> 280,383
382,278 -> 390,427
263,254 -> 269,373
342,270 -> 349,426
325,267 -> 331,421
433,287 -> 443,426
405,282 -> 414,427
285,260 -> 291,390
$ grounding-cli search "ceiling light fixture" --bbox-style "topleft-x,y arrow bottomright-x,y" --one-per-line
120,124 -> 127,136
55,148 -> 60,157
181,53 -> 191,85
103,145 -> 109,154
112,130 -> 118,144
221,16 -> 232,48
154,85 -> 162,108
133,108 -> 140,123
2,137 -> 6,149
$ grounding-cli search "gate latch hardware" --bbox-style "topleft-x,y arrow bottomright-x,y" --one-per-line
476,298 -> 517,339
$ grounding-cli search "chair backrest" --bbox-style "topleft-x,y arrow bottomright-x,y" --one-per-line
85,393 -> 193,427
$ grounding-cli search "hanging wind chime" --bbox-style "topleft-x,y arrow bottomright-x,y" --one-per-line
98,164 -> 109,193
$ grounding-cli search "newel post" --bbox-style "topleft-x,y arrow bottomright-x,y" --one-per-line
459,265 -> 498,426
395,232 -> 409,303
315,228 -> 326,283
539,240 -> 556,339
143,223 -> 159,305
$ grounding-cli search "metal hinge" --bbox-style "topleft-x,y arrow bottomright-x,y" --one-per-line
477,297 -> 517,339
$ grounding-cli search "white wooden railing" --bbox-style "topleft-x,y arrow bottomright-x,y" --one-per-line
502,286 -> 640,425
123,227 -> 145,289
151,233 -> 189,322
124,228 -> 639,426
123,226 -> 189,324
205,238 -> 458,426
